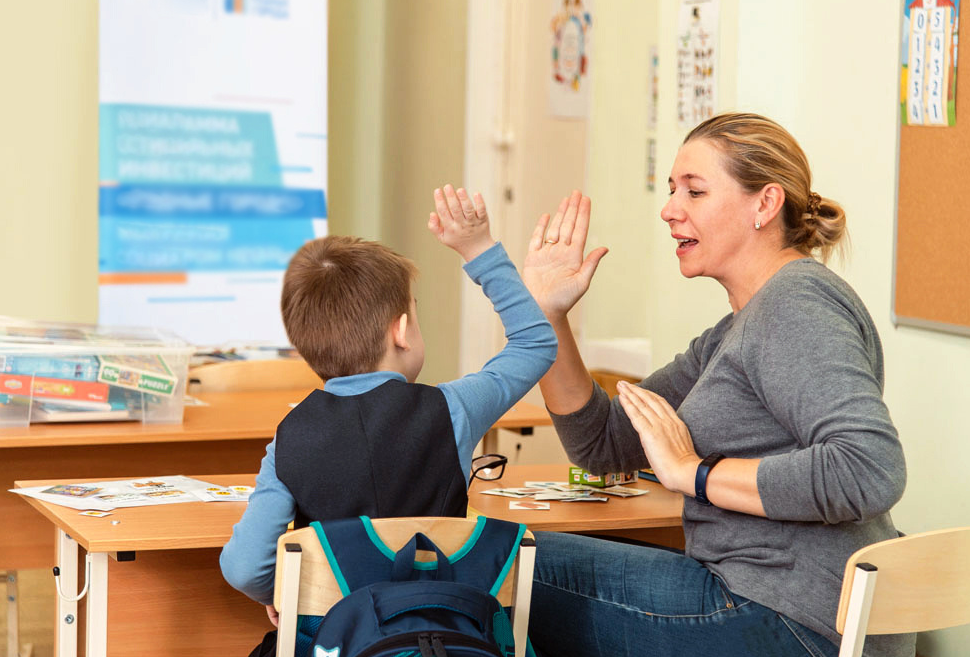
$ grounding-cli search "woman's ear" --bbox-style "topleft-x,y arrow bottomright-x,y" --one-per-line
390,313 -> 410,351
756,183 -> 786,227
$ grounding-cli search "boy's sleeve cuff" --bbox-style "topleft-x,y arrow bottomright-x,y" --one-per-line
462,242 -> 507,280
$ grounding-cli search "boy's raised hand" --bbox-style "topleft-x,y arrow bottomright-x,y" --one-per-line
429,184 -> 496,262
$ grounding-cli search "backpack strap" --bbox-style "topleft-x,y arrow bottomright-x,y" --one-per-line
311,515 -> 527,595
391,532 -> 456,582
489,521 -> 526,596
309,520 -> 351,596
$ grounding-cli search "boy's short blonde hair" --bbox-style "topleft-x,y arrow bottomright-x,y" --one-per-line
281,236 -> 417,381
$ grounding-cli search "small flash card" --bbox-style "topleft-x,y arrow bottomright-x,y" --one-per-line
79,510 -> 113,518
509,500 -> 550,511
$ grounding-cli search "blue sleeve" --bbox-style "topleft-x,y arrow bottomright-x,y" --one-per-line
219,438 -> 296,605
438,243 -> 557,481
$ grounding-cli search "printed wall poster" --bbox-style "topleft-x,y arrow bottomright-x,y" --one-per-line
902,0 -> 960,126
648,45 -> 659,131
677,0 -> 719,129
549,0 -> 593,119
99,0 -> 328,346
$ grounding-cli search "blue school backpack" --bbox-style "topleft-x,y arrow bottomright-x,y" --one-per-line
307,515 -> 535,657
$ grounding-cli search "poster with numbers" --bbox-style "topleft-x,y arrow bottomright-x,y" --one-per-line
902,0 -> 960,126
677,0 -> 719,129
99,0 -> 328,346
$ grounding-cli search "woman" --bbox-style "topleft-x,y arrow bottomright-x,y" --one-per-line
522,113 -> 911,657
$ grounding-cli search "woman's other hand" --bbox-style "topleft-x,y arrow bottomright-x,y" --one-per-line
429,184 -> 496,262
523,190 -> 608,320
616,380 -> 700,495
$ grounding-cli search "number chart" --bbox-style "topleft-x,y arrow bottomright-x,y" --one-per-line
903,0 -> 960,126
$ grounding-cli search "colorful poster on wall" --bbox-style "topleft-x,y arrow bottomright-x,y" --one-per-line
99,0 -> 327,347
549,0 -> 593,119
676,0 -> 719,129
901,0 -> 960,126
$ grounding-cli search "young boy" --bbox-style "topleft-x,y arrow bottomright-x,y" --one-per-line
220,184 -> 557,616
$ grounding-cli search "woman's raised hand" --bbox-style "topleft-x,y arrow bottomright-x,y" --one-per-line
523,190 -> 609,320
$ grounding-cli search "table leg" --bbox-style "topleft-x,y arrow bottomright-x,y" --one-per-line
5,570 -> 18,657
55,531 -> 77,657
85,554 -> 108,657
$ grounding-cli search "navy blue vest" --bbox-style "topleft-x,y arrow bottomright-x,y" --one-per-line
275,379 -> 469,527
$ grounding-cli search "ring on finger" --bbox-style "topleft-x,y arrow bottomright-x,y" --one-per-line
544,239 -> 558,244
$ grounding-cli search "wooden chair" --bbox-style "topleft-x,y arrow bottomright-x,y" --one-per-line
836,526 -> 970,657
274,517 -> 536,657
187,358 -> 321,393
590,369 -> 640,398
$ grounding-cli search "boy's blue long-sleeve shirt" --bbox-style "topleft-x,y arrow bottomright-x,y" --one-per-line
220,243 -> 556,604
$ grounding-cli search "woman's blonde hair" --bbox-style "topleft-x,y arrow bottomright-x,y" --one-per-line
685,112 -> 848,263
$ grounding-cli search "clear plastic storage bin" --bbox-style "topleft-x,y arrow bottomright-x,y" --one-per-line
0,317 -> 195,427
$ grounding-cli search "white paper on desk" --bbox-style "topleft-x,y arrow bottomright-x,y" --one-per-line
10,475 -> 221,512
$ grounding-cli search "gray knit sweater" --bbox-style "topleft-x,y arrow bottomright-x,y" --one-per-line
552,259 -> 913,657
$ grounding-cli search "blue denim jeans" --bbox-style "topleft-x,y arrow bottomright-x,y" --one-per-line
529,532 -> 839,657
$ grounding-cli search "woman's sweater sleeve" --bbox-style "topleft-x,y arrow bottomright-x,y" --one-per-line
747,279 -> 906,524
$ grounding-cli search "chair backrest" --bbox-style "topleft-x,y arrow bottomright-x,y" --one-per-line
836,526 -> 970,657
187,358 -> 321,393
590,369 -> 639,398
273,517 -> 536,657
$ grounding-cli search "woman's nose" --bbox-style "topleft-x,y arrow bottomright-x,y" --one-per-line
661,196 -> 679,223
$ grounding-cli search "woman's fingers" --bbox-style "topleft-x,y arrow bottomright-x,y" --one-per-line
616,388 -> 655,434
559,191 -> 584,246
543,195 -> 571,245
529,213 -> 551,252
572,195 -> 592,252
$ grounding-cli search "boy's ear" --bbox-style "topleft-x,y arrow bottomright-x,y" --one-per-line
390,313 -> 410,351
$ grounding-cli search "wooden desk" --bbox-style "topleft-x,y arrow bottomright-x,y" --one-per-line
15,464 -> 682,656
16,474 -> 260,657
469,463 -> 685,549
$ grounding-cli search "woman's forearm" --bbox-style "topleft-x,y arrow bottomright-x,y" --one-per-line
538,314 -> 596,415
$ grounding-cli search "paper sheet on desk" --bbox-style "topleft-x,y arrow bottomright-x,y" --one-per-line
10,475 -> 224,512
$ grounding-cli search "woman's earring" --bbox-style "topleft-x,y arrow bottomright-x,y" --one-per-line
754,221 -> 761,230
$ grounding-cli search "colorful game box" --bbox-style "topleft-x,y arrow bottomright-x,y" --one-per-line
567,466 -> 637,488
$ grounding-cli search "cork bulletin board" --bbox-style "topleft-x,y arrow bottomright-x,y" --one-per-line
894,23 -> 970,337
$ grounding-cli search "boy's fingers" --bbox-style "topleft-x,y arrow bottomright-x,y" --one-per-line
528,213 -> 550,252
472,192 -> 488,221
443,184 -> 464,226
433,188 -> 454,225
456,188 -> 477,223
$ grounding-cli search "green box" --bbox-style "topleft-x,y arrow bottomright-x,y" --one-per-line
567,466 -> 637,488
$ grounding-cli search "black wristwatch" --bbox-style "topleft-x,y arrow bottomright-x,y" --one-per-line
694,453 -> 725,506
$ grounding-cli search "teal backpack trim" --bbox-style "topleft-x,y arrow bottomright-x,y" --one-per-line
359,515 -> 487,570
489,523 -> 526,596
310,520 -> 351,596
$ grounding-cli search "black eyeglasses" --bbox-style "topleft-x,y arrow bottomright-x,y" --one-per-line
470,453 -> 508,481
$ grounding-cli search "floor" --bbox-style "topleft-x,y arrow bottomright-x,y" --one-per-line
2,569 -> 55,657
